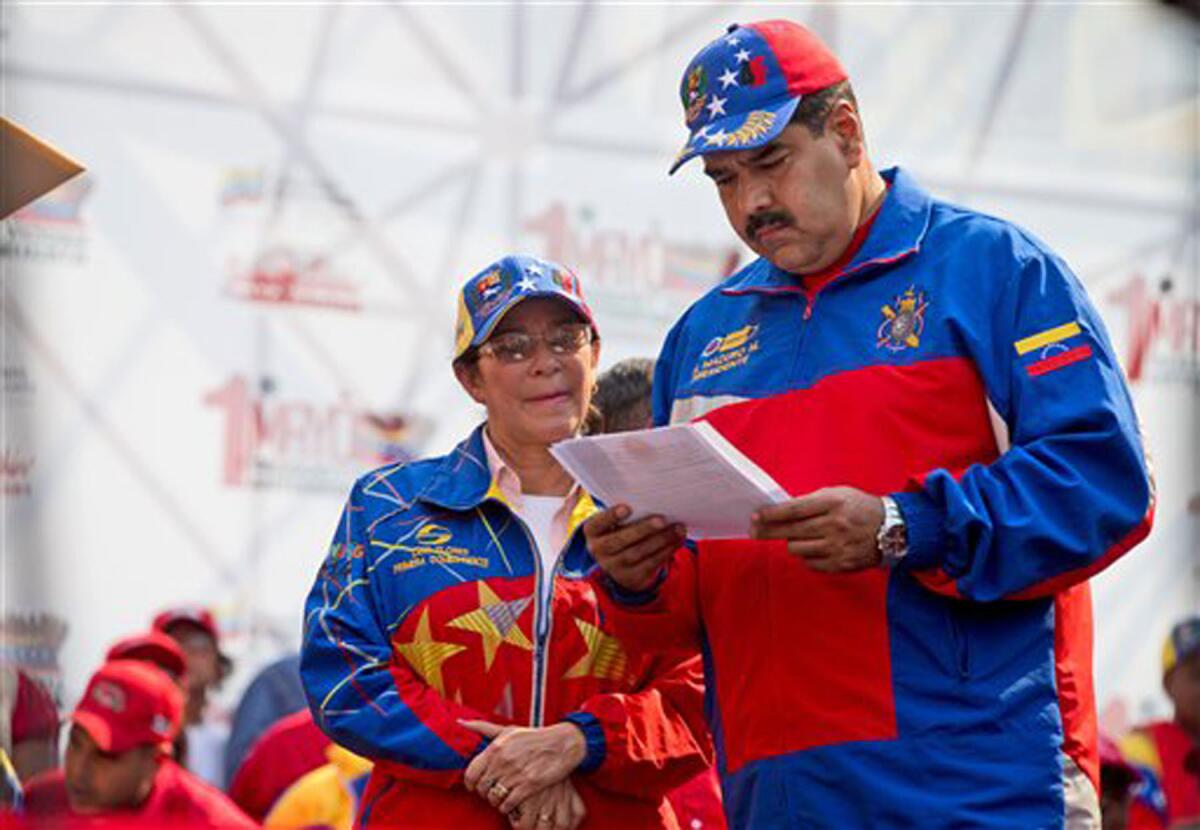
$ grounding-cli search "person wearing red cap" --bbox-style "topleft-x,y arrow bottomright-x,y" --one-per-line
152,607 -> 232,727
585,18 -> 1153,829
1123,617 -> 1200,829
23,659 -> 255,827
107,628 -> 193,765
107,629 -> 189,685
153,606 -> 234,787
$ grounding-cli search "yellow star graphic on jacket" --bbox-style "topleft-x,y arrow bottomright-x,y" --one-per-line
446,583 -> 533,671
394,607 -> 466,696
563,618 -> 627,682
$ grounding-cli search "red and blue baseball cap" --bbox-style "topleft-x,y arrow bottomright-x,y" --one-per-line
453,254 -> 596,360
669,20 -> 847,175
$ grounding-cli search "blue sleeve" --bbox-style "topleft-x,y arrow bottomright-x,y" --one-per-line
893,243 -> 1153,601
300,478 -> 487,783
653,314 -> 688,428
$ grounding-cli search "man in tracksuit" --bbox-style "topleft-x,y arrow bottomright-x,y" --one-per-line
585,19 -> 1154,828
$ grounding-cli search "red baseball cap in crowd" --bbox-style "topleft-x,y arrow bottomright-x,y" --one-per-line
152,607 -> 220,643
70,660 -> 183,754
152,606 -> 232,674
106,630 -> 188,683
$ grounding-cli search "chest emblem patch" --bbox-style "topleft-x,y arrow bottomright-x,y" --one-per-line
692,323 -> 760,382
877,287 -> 928,352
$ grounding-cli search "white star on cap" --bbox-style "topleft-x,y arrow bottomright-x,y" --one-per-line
516,276 -> 536,293
725,35 -> 740,46
704,128 -> 728,146
692,125 -> 710,143
735,49 -> 751,63
525,264 -> 544,277
718,67 -> 739,89
706,96 -> 727,118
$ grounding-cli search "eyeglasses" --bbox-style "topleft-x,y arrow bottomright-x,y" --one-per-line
478,322 -> 593,364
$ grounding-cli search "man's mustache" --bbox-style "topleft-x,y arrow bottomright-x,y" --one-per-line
745,211 -> 795,241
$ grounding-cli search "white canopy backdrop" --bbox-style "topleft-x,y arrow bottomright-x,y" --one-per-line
1,2 -> 1196,738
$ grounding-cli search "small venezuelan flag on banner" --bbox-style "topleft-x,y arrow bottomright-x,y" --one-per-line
1014,321 -> 1093,377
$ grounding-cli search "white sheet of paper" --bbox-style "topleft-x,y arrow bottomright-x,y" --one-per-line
550,421 -> 790,539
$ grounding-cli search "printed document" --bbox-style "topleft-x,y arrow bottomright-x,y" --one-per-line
550,421 -> 789,539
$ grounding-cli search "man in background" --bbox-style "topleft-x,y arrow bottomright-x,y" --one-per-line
153,606 -> 233,787
23,659 -> 254,827
1124,616 -> 1200,829
589,358 -> 655,434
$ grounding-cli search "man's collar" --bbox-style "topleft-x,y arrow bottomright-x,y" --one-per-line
721,166 -> 933,296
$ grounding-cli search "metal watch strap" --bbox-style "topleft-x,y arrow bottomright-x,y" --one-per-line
877,495 -> 908,568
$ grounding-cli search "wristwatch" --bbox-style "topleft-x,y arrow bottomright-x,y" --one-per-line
876,495 -> 908,568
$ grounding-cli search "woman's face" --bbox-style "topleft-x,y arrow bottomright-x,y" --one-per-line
457,298 -> 600,451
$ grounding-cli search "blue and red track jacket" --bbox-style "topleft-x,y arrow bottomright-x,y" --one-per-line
300,426 -> 712,828
603,168 -> 1154,828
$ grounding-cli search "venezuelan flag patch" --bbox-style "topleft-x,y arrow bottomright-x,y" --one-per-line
1014,321 -> 1093,377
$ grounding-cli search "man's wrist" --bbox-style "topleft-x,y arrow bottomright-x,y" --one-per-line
889,490 -> 949,570
876,495 -> 909,568
602,570 -> 665,606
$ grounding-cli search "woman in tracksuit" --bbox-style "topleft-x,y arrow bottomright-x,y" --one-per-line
300,254 -> 712,829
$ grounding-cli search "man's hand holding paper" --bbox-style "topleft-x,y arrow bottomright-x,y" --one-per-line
583,505 -> 686,592
749,487 -> 885,572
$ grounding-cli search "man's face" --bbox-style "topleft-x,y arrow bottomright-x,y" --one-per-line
702,114 -> 860,275
1167,651 -> 1200,733
64,725 -> 158,814
164,623 -> 219,723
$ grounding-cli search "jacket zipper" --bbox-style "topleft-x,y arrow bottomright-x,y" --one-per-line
529,515 -> 593,728
490,496 -> 590,728
511,516 -> 547,727
794,289 -> 818,374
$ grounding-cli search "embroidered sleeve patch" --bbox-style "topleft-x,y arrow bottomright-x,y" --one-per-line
1015,321 -> 1093,377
